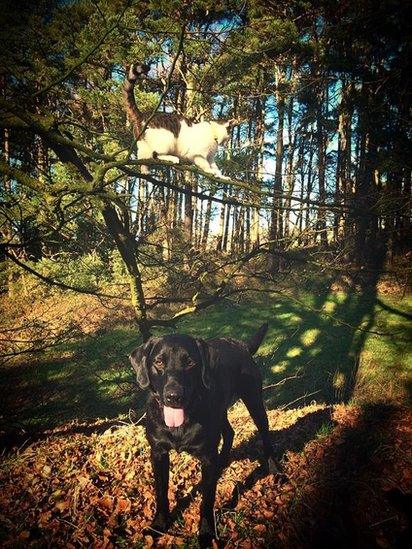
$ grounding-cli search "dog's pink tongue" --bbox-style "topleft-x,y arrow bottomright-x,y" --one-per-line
163,406 -> 184,428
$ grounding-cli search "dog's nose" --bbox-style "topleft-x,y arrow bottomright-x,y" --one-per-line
164,390 -> 183,406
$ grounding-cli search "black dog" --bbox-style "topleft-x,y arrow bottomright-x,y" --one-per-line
129,324 -> 278,547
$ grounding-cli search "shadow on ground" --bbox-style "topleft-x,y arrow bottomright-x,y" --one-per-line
2,256 -> 410,447
0,324 -> 141,446
279,403 -> 412,549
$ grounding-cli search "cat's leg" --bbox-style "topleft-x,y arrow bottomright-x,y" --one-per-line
192,155 -> 213,173
192,155 -> 224,177
156,154 -> 180,165
209,161 -> 230,180
196,154 -> 230,180
137,142 -> 153,174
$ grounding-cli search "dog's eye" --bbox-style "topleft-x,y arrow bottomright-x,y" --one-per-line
153,357 -> 165,372
185,357 -> 196,370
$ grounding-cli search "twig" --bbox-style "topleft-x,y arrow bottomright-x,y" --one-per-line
280,390 -> 321,410
128,410 -> 146,426
263,374 -> 302,391
369,516 -> 397,528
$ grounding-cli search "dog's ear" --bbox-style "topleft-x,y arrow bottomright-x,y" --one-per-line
196,339 -> 219,390
129,338 -> 158,389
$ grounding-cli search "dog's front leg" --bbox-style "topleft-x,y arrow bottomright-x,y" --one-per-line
198,453 -> 218,548
150,449 -> 170,535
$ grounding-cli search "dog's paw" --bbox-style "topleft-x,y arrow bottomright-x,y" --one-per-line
198,518 -> 216,548
198,531 -> 215,548
144,512 -> 170,538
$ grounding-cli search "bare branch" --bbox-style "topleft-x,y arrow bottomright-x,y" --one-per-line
280,390 -> 322,410
263,374 -> 302,391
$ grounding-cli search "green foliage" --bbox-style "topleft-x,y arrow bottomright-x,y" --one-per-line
0,261 -> 10,290
315,421 -> 334,439
28,253 -> 113,290
109,249 -> 129,283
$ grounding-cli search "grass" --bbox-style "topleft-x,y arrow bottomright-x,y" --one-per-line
315,421 -> 334,440
1,284 -> 411,438
179,287 -> 411,408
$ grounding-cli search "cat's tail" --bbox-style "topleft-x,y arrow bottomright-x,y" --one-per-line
123,63 -> 150,137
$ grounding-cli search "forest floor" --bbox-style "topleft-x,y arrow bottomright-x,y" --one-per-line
0,281 -> 411,547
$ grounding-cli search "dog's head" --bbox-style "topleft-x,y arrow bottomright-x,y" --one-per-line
129,334 -> 217,428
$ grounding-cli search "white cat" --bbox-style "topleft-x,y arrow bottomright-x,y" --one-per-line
124,63 -> 236,179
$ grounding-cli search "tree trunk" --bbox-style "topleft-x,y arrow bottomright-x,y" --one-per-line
269,66 -> 285,271
353,82 -> 380,268
305,130 -> 315,245
222,200 -> 231,253
100,202 -> 150,340
335,79 -> 353,243
316,84 -> 328,248
251,94 -> 266,249
183,173 -> 193,242
44,136 -> 151,341
201,191 -> 213,249
284,93 -> 296,240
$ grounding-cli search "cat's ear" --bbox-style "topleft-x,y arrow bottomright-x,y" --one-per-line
225,118 -> 239,129
128,62 -> 151,79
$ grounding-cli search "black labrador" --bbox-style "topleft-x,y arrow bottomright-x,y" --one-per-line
129,323 -> 278,547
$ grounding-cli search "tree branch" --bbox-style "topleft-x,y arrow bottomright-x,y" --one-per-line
0,100 -> 378,217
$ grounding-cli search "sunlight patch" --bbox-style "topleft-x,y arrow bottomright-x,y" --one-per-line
277,313 -> 301,322
259,342 -> 276,354
333,371 -> 346,389
323,300 -> 337,313
300,328 -> 320,346
271,363 -> 287,374
286,347 -> 302,358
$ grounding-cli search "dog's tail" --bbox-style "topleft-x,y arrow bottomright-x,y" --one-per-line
247,323 -> 268,355
123,62 -> 150,137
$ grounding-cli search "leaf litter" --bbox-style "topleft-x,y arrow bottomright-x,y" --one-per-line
0,403 -> 411,547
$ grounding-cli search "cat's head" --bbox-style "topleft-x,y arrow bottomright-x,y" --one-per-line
213,119 -> 239,144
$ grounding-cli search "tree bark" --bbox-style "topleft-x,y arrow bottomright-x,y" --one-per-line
316,83 -> 328,248
335,79 -> 353,243
269,65 -> 285,271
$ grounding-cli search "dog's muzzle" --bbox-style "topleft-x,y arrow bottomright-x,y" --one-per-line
163,385 -> 185,428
